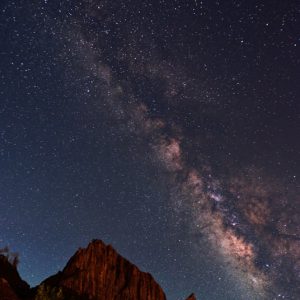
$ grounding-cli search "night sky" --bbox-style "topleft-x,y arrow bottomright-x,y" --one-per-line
0,1 -> 299,299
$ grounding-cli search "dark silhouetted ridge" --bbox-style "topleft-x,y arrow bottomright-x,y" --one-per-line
185,293 -> 197,300
0,255 -> 30,300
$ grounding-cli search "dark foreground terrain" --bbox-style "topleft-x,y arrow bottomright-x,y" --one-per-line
0,240 -> 196,300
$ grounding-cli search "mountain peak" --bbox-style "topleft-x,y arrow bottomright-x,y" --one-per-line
186,293 -> 197,300
1,240 -> 196,299
42,239 -> 167,300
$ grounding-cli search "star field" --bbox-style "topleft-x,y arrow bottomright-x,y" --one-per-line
0,1 -> 299,299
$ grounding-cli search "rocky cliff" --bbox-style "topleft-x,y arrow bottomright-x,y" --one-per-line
0,254 -> 30,300
0,277 -> 21,300
41,239 -> 167,300
0,240 -> 196,300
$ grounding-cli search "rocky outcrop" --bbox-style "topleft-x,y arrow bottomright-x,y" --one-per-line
0,277 -> 21,300
0,240 -> 196,300
42,239 -> 167,300
0,255 -> 30,299
185,293 -> 197,300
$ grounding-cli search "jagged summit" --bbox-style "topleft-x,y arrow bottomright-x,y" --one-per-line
41,239 -> 167,300
0,239 -> 196,300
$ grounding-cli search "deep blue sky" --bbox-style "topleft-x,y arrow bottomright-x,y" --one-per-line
0,1 -> 299,299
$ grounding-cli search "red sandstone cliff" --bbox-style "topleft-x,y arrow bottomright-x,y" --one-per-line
0,240 -> 196,300
42,239 -> 167,300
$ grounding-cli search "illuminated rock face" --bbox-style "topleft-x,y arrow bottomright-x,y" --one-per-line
0,240 -> 196,300
44,239 -> 167,300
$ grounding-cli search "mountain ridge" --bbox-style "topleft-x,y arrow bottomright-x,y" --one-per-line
0,240 -> 196,300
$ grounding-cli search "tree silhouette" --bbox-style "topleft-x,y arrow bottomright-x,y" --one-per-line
0,246 -> 19,267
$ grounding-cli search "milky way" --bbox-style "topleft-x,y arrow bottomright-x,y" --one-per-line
65,5 -> 300,297
1,1 -> 299,299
